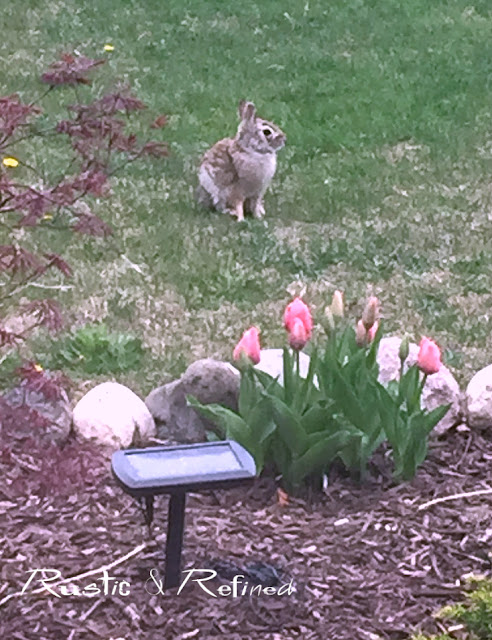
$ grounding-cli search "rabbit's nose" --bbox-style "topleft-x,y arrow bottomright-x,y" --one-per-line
276,134 -> 286,149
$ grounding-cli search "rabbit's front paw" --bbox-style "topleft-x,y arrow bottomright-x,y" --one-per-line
252,199 -> 265,219
225,201 -> 244,222
235,204 -> 245,222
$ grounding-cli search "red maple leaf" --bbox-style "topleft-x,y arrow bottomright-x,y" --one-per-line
41,54 -> 105,86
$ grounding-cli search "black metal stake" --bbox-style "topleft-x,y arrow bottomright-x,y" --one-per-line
111,441 -> 256,590
164,492 -> 186,589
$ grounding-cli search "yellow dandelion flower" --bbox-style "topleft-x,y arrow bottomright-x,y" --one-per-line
43,213 -> 53,221
103,44 -> 115,52
34,363 -> 43,372
2,157 -> 19,168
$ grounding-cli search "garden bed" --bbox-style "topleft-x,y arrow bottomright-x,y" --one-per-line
1,428 -> 492,639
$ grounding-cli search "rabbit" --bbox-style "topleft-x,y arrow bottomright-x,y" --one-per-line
196,100 -> 286,222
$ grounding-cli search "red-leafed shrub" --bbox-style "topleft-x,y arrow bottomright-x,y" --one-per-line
0,52 -> 168,473
0,363 -> 107,498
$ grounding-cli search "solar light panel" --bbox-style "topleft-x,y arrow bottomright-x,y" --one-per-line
127,444 -> 242,479
112,440 -> 256,495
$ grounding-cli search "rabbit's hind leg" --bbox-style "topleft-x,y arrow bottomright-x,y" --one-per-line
221,187 -> 245,222
195,184 -> 214,209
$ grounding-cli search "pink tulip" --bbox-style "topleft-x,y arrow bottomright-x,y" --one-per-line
283,297 -> 313,338
288,317 -> 308,351
366,320 -> 379,343
233,326 -> 261,365
417,337 -> 441,375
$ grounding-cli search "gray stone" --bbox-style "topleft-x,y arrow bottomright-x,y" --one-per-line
145,358 -> 240,443
377,336 -> 462,435
3,384 -> 72,444
466,364 -> 492,429
73,382 -> 155,449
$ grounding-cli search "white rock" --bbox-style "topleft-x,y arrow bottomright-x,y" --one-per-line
377,336 -> 462,436
466,364 -> 492,429
377,336 -> 419,383
254,348 -> 313,385
73,382 -> 156,448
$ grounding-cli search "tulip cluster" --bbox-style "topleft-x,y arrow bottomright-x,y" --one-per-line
233,297 -> 314,367
195,288 -> 451,489
233,292 -> 443,380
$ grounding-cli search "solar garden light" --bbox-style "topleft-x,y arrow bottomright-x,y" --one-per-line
111,440 -> 256,589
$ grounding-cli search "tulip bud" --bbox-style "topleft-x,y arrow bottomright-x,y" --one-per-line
283,297 -> 313,338
417,337 -> 441,376
398,336 -> 410,363
355,320 -> 367,347
330,290 -> 344,318
366,320 -> 379,343
233,326 -> 261,365
288,317 -> 308,351
322,306 -> 335,334
362,296 -> 379,330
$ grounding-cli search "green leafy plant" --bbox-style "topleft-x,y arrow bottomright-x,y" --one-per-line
190,349 -> 353,492
255,348 -> 355,491
49,323 -> 145,375
375,361 -> 451,480
413,577 -> 492,640
316,303 -> 385,478
441,578 -> 492,639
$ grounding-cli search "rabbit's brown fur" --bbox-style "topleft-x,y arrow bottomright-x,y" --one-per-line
197,101 -> 286,221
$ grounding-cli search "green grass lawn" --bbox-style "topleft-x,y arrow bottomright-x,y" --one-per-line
1,0 -> 491,395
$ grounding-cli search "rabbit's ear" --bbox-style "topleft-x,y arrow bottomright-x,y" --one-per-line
238,100 -> 256,122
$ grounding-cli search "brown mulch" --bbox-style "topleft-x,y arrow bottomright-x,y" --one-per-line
1,429 -> 492,640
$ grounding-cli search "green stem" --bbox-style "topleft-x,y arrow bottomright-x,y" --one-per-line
398,359 -> 405,390
393,358 -> 406,420
389,358 -> 407,467
412,372 -> 428,412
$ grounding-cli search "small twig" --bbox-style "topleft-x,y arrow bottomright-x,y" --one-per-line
414,587 -> 463,597
79,597 -> 102,622
27,282 -> 74,291
9,453 -> 41,473
454,434 -> 473,470
29,85 -> 54,108
147,437 -> 174,445
2,127 -> 59,150
0,542 -> 147,608
418,488 -> 492,511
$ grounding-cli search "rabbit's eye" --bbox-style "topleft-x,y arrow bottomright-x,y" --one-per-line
263,128 -> 272,137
